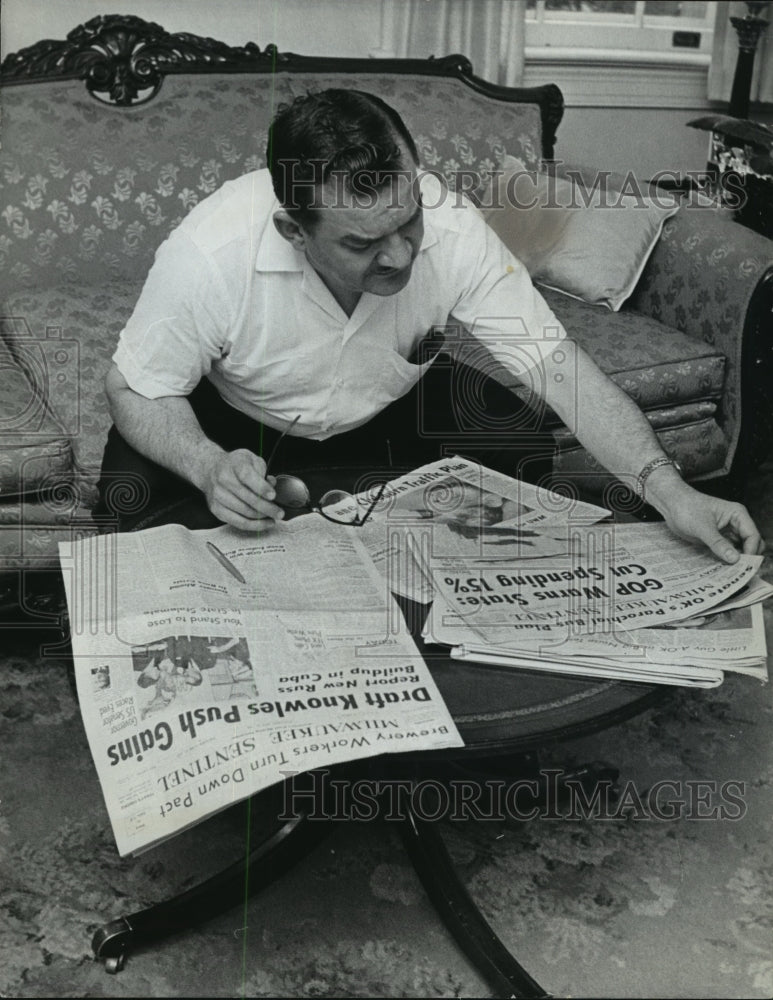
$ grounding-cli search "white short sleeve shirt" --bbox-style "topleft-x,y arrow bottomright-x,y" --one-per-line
113,169 -> 566,440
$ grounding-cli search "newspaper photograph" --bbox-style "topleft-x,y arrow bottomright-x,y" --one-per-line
59,517 -> 462,856
326,456 -> 611,603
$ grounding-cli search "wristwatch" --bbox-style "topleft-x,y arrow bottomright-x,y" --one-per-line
635,456 -> 683,500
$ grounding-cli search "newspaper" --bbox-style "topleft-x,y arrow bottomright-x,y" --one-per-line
523,604 -> 767,671
59,517 -> 462,856
424,521 -> 768,687
324,456 -> 611,603
706,574 -> 773,614
315,462 -> 769,688
447,603 -> 767,688
427,522 -> 763,645
449,647 -> 726,688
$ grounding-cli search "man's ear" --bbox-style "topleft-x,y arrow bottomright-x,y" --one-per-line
273,210 -> 307,251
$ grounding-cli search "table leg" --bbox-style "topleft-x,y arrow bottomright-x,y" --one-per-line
398,783 -> 551,1000
92,788 -> 334,972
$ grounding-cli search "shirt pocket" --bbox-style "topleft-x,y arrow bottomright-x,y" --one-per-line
336,348 -> 435,427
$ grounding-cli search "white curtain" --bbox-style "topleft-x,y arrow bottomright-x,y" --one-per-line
708,1 -> 773,106
374,0 -> 526,87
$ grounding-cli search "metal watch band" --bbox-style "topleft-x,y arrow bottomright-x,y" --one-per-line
635,457 -> 682,499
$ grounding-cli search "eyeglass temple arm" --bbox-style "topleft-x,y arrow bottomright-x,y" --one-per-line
264,414 -> 301,474
359,481 -> 388,526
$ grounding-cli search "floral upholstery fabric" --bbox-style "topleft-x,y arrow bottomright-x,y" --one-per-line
532,287 -> 730,487
279,71 -> 543,192
0,523 -> 92,569
540,288 -> 727,412
3,282 -> 143,512
0,73 -> 542,297
630,206 -> 773,475
1,76 -> 282,293
0,440 -> 73,500
0,496 -> 85,526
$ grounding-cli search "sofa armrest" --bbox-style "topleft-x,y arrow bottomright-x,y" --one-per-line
629,207 -> 773,479
630,206 -> 773,341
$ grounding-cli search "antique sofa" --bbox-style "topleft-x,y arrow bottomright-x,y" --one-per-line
1,13 -> 773,615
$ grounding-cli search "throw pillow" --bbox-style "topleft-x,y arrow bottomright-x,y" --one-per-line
478,156 -> 680,311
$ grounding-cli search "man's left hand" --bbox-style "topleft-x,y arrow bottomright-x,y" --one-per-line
656,486 -> 764,564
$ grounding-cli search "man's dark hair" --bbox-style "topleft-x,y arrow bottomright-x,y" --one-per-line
267,88 -> 419,226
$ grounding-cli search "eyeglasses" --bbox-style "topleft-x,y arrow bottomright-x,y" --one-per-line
264,415 -> 387,527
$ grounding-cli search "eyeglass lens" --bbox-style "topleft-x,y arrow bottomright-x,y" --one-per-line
273,475 -> 355,514
267,418 -> 383,525
273,474 -> 311,509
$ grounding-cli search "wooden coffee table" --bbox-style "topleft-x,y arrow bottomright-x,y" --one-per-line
92,599 -> 665,997
91,468 -> 669,997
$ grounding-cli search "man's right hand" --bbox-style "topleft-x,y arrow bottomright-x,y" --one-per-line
201,448 -> 284,531
104,368 -> 286,531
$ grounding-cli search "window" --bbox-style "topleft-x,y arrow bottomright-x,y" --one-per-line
526,1 -> 717,58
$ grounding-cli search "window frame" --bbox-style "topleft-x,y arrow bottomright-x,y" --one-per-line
525,1 -> 717,58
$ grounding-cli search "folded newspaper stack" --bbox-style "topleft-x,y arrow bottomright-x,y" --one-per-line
424,521 -> 770,689
339,458 -> 770,689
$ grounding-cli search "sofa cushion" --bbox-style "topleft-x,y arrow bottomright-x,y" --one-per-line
478,156 -> 679,310
3,282 -> 143,510
0,439 -> 73,501
0,494 -> 86,526
448,289 -> 726,419
538,288 -> 727,413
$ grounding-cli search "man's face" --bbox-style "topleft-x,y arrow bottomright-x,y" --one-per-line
277,146 -> 424,307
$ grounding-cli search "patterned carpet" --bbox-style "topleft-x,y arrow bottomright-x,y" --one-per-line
1,468 -> 772,999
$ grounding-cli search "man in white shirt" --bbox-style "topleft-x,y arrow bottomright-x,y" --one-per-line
100,89 -> 762,563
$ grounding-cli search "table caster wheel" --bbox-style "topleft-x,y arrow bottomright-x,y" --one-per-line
92,916 -> 133,972
105,953 -> 126,974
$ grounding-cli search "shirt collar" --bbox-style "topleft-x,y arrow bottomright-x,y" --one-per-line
255,171 -> 441,273
255,207 -> 305,273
